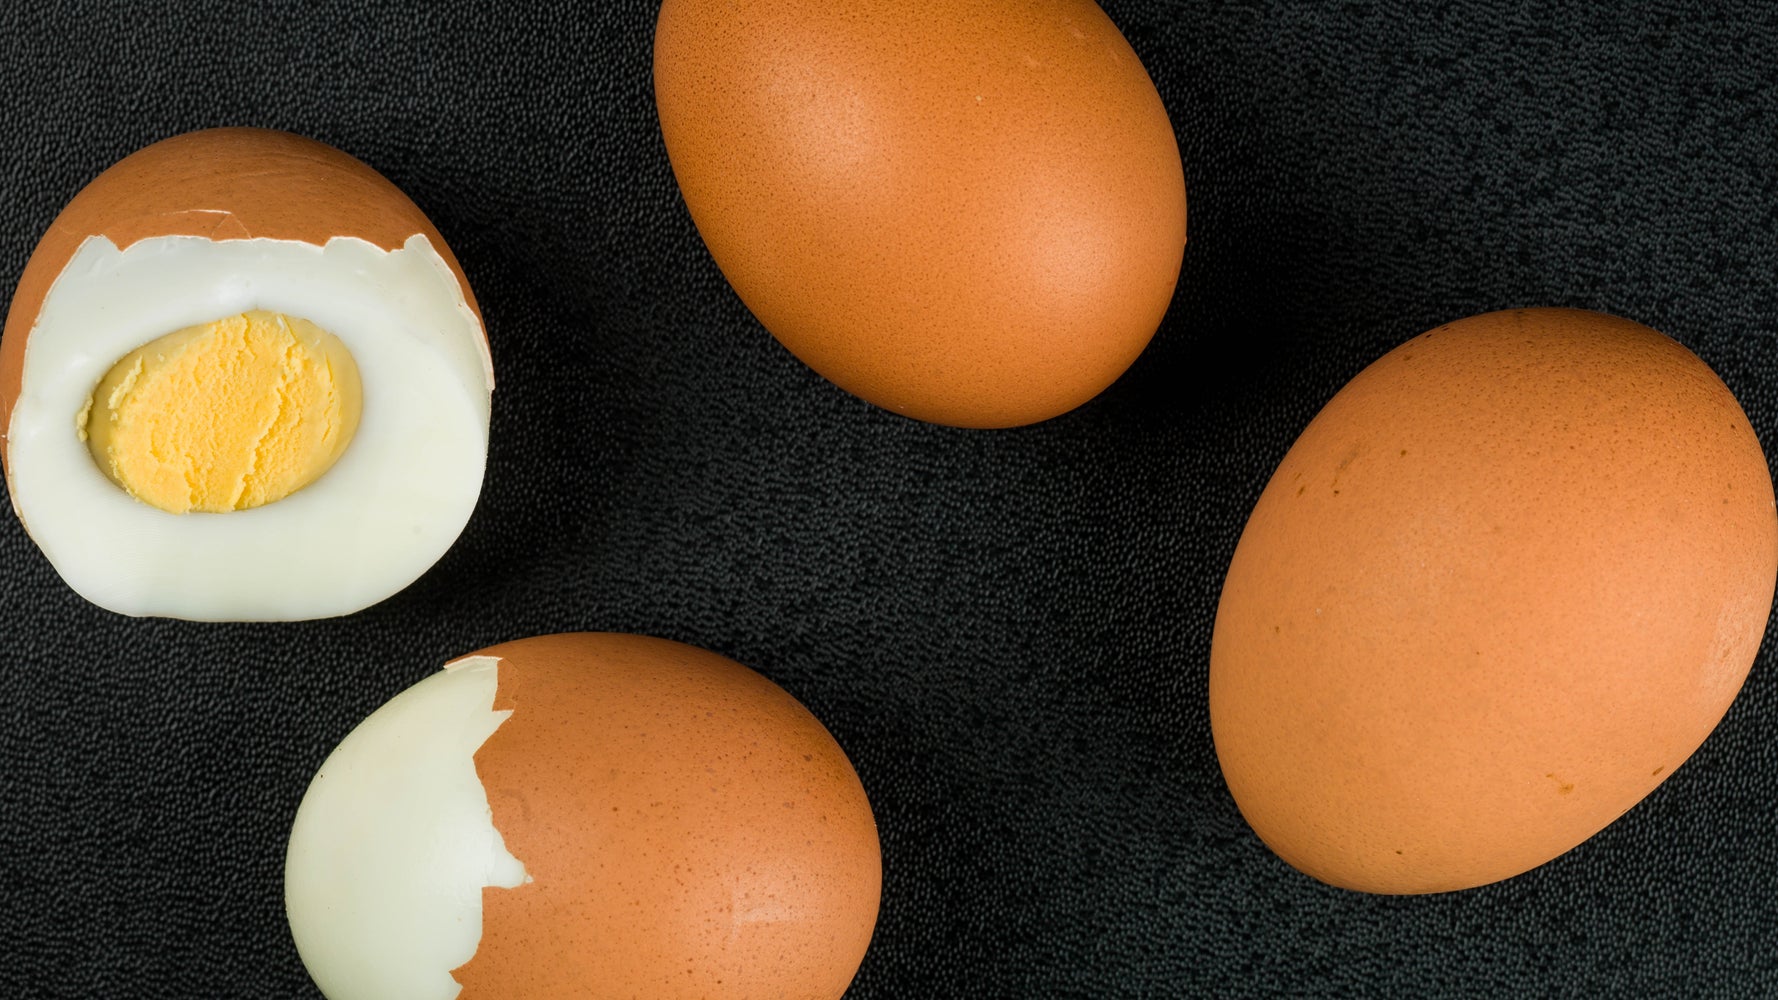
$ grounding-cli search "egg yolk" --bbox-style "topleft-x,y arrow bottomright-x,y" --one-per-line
79,310 -> 363,514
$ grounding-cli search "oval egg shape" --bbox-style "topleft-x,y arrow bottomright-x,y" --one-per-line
654,0 -> 1187,428
1210,308 -> 1778,893
285,632 -> 882,1000
0,128 -> 493,620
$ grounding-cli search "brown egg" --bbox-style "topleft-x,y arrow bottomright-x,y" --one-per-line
1210,308 -> 1778,894
654,0 -> 1187,428
286,632 -> 881,1000
0,128 -> 493,620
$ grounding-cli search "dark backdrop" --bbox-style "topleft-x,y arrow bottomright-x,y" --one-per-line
3,2 -> 1776,997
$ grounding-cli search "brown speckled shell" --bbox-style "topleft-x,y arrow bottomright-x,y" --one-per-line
1210,308 -> 1778,894
0,127 -> 484,473
457,632 -> 881,999
654,0 -> 1187,428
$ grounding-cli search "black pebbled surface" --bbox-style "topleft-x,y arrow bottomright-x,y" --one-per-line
3,1 -> 1777,997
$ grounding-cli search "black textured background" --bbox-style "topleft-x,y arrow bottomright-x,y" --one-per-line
3,1 -> 1777,997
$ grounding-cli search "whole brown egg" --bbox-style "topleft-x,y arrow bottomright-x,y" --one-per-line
1211,308 -> 1778,894
654,0 -> 1188,428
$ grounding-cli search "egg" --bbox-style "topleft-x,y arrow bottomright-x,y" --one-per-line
654,0 -> 1187,428
284,632 -> 882,1000
1210,308 -> 1778,893
0,128 -> 492,620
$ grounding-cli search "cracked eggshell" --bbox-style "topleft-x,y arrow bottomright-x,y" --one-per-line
285,632 -> 882,1000
1210,308 -> 1778,894
0,127 -> 494,620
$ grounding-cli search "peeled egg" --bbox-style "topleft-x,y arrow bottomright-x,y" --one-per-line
0,127 -> 492,620
285,632 -> 882,1000
654,0 -> 1187,428
1211,308 -> 1778,893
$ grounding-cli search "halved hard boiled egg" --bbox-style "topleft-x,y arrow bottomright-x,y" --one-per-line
284,633 -> 883,999
0,127 -> 492,620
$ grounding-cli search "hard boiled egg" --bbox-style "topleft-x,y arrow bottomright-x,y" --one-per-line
654,0 -> 1187,428
1211,308 -> 1778,893
0,127 -> 492,620
285,632 -> 882,1000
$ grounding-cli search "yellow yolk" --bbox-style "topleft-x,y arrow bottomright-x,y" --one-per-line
80,311 -> 363,514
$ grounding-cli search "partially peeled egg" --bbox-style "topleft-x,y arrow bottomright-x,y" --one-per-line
284,632 -> 882,1000
0,127 -> 492,620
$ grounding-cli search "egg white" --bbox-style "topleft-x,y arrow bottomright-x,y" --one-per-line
7,232 -> 493,619
285,655 -> 528,1000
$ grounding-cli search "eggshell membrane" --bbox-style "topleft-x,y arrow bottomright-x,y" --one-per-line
456,633 -> 881,999
654,0 -> 1187,428
1210,308 -> 1778,894
0,126 -> 486,484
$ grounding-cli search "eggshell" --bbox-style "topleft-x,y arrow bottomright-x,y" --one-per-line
1210,308 -> 1778,893
284,633 -> 881,1000
457,633 -> 880,998
654,0 -> 1187,428
1,126 -> 486,453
